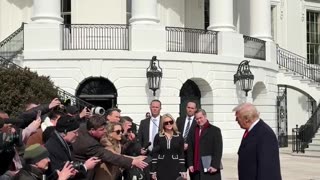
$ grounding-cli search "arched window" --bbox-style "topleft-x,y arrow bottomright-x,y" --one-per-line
76,77 -> 117,110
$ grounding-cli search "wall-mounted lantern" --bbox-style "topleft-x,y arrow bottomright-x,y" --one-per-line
234,60 -> 254,96
146,56 -> 163,96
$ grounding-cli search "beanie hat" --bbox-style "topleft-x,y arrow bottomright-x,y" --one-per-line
56,115 -> 80,133
23,144 -> 49,164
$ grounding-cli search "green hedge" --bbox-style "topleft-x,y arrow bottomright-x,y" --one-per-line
0,66 -> 58,117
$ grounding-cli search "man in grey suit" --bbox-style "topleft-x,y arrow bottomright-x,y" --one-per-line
234,103 -> 282,180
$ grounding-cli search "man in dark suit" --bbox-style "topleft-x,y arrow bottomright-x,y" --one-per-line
234,103 -> 282,180
176,101 -> 198,150
188,109 -> 223,180
176,101 -> 197,172
45,115 -> 100,179
72,115 -> 148,180
137,99 -> 162,180
137,99 -> 162,154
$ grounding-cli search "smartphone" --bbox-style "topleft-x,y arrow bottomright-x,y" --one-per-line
36,110 -> 41,119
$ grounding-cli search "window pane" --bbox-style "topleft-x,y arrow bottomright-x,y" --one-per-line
307,11 -> 320,64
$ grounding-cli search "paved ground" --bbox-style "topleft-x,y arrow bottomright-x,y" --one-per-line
221,147 -> 320,180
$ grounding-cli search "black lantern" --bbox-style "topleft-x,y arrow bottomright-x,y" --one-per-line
146,56 -> 163,96
234,60 -> 254,96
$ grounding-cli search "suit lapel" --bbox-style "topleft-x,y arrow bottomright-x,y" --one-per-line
238,120 -> 263,154
180,116 -> 186,134
145,118 -> 151,142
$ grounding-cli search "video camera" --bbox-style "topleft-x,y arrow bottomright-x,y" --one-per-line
86,106 -> 105,116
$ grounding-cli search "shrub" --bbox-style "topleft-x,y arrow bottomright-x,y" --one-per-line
0,66 -> 58,117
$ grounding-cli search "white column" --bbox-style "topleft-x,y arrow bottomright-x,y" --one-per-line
130,0 -> 159,24
31,0 -> 63,23
207,0 -> 235,31
250,0 -> 272,41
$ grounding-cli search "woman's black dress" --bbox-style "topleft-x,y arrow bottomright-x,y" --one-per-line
151,132 -> 185,180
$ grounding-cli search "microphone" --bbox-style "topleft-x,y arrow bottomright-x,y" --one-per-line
143,142 -> 152,150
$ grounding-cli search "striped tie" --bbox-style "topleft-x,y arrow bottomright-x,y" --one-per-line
183,117 -> 192,141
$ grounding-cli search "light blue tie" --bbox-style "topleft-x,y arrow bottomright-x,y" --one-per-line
151,119 -> 158,148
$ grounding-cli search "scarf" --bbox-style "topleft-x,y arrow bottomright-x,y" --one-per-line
193,121 -> 210,171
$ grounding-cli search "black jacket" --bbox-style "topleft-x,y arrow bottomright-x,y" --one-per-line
13,165 -> 43,180
45,131 -> 86,179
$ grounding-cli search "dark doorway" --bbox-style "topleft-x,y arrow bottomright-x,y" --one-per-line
179,80 -> 201,117
76,77 -> 117,110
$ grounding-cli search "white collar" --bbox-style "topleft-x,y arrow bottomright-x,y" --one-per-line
248,118 -> 260,132
186,116 -> 194,120
151,115 -> 160,121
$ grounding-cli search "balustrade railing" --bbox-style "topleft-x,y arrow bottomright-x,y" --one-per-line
0,23 -> 24,60
278,46 -> 320,152
166,27 -> 218,54
62,24 -> 129,50
277,46 -> 320,83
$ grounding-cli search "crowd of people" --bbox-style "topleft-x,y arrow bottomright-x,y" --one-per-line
0,97 -> 282,180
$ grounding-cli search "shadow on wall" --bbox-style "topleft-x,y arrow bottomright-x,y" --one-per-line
158,0 -> 185,26
298,95 -> 309,112
238,0 -> 251,36
8,0 -> 33,9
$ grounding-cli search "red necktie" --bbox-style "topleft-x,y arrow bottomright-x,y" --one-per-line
243,130 -> 249,138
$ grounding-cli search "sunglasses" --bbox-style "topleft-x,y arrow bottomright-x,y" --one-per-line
163,121 -> 174,125
113,129 -> 124,135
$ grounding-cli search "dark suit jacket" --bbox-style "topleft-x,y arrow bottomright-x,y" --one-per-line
187,123 -> 223,180
238,120 -> 282,180
137,117 -> 161,149
45,131 -> 86,180
176,116 -> 197,143
45,131 -> 73,174
72,128 -> 133,180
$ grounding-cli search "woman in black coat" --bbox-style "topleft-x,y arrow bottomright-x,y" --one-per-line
150,113 -> 186,180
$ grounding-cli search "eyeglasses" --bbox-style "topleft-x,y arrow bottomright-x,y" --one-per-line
163,121 -> 174,125
113,129 -> 124,135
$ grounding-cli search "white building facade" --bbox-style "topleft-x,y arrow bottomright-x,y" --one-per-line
1,0 -> 319,153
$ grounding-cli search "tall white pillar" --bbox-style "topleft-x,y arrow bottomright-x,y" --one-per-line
31,0 -> 63,23
207,0 -> 235,31
250,0 -> 272,41
129,0 -> 165,51
130,0 -> 159,24
24,0 -> 63,52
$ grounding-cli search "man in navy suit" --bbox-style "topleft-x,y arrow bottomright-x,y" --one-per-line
234,103 -> 282,180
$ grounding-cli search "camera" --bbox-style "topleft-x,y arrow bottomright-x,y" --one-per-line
87,106 -> 105,116
0,131 -> 23,153
69,161 -> 84,171
0,130 -> 23,175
